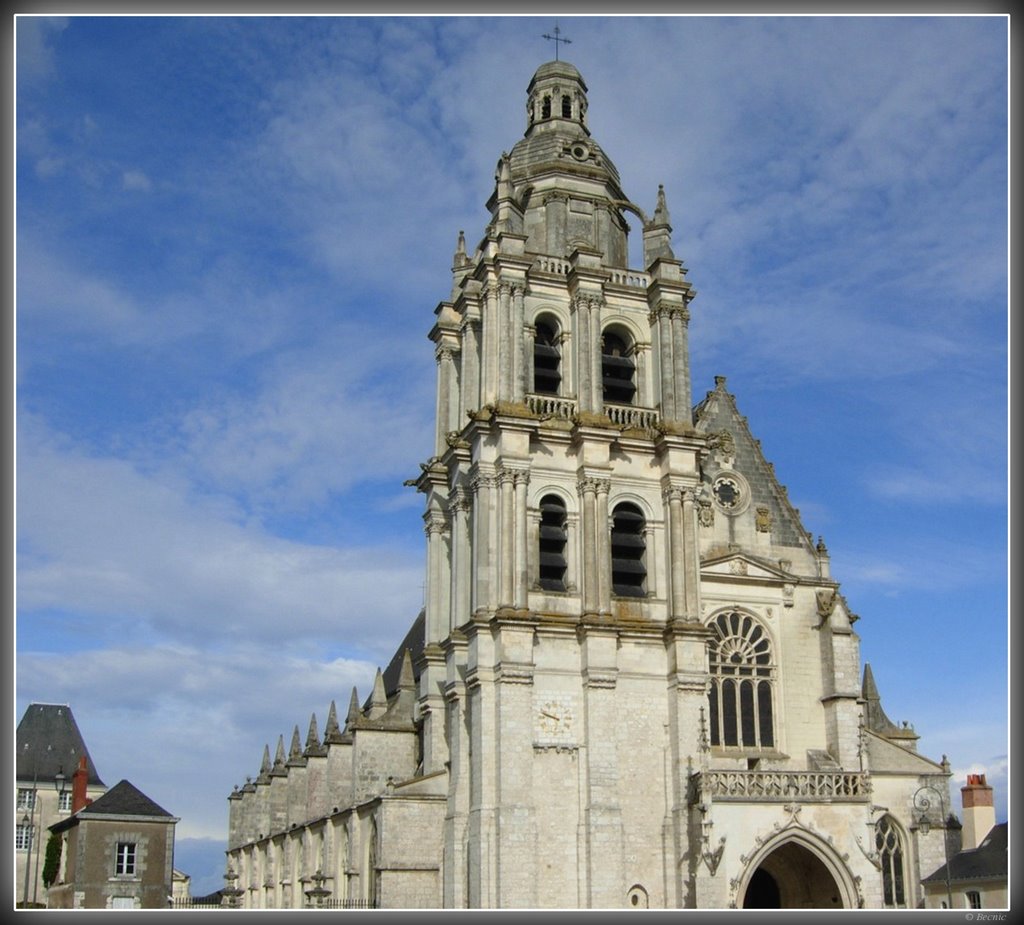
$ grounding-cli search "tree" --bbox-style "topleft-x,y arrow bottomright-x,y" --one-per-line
41,833 -> 62,889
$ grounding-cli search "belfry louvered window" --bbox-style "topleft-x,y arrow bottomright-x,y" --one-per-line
538,495 -> 568,591
875,816 -> 907,908
533,321 -> 561,395
707,611 -> 775,749
610,502 -> 646,597
602,332 -> 636,405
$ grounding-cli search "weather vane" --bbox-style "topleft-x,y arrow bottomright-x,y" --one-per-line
542,23 -> 572,61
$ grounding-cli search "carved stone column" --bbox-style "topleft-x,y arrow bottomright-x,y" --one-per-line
595,477 -> 612,615
682,488 -> 699,620
578,477 -> 599,616
512,284 -> 526,403
435,344 -> 455,455
498,467 -> 516,608
513,470 -> 530,609
589,297 -> 603,414
654,308 -> 676,421
424,508 -> 450,644
461,317 -> 481,418
671,307 -> 692,423
450,487 -> 473,631
498,282 -> 512,400
574,295 -> 592,413
472,471 -> 498,615
664,485 -> 685,620
482,284 -> 499,405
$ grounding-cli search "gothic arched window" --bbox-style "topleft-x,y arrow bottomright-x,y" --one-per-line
533,320 -> 561,395
538,494 -> 568,591
561,94 -> 572,117
602,332 -> 636,405
541,95 -> 551,119
707,611 -> 775,749
610,502 -> 646,597
875,816 -> 907,908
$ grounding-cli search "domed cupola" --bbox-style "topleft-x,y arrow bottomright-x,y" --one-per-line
497,60 -> 630,266
526,60 -> 590,133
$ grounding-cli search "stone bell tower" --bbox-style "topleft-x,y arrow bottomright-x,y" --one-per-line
410,58 -> 712,908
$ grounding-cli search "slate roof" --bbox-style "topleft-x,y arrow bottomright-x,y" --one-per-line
16,703 -> 104,786
381,609 -> 425,698
923,823 -> 1008,884
49,779 -> 176,833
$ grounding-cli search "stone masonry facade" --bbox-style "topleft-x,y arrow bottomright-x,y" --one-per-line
225,59 -> 957,910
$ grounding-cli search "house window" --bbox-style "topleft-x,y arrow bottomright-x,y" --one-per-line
533,321 -> 561,395
966,891 -> 981,909
58,791 -> 73,812
538,495 -> 568,591
610,503 -> 646,597
16,823 -> 34,851
708,611 -> 775,749
115,842 -> 137,876
17,789 -> 36,810
541,95 -> 551,119
601,332 -> 636,405
875,815 -> 906,907
561,94 -> 572,117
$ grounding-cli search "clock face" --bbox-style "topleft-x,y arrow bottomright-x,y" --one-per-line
538,701 -> 571,734
534,694 -> 576,746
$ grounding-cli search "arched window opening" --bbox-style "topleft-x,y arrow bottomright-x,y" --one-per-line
561,94 -> 572,118
541,95 -> 551,119
610,502 -> 646,597
602,332 -> 636,405
533,321 -> 561,395
708,611 -> 775,749
875,816 -> 906,908
538,495 -> 568,591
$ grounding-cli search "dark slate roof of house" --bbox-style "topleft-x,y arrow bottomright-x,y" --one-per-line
80,779 -> 175,818
923,823 -> 1008,884
50,779 -> 176,834
16,703 -> 105,786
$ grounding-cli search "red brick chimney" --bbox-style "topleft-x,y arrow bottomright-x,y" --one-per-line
71,756 -> 93,813
960,773 -> 996,850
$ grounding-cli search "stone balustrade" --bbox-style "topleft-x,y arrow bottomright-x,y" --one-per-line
605,403 -> 659,429
526,394 -> 577,420
695,770 -> 870,802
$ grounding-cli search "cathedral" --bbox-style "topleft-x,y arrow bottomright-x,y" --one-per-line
223,59 -> 955,910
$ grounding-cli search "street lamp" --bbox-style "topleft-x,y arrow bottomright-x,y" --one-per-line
914,784 -> 954,909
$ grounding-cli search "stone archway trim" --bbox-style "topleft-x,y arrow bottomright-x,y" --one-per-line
734,826 -> 861,909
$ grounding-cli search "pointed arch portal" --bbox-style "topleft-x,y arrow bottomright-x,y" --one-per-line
739,833 -> 857,909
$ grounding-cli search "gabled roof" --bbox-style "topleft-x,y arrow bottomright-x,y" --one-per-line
693,378 -> 815,553
51,779 -> 175,833
17,703 -> 104,786
923,823 -> 1007,884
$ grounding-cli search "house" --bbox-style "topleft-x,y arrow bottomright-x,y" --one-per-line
15,702 -> 106,907
46,777 -> 179,909
921,774 -> 1008,909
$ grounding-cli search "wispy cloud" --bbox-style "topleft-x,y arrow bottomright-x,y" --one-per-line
17,415 -> 424,655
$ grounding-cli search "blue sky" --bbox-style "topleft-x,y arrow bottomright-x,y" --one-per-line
14,14 -> 1008,897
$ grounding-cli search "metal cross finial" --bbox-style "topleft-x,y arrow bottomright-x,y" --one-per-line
542,24 -> 572,60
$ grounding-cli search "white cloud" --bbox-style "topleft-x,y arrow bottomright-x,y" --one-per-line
176,323 -> 434,514
121,169 -> 152,191
17,415 -> 425,652
17,643 -> 382,839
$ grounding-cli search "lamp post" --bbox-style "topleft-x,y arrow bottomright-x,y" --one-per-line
914,784 -> 954,909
